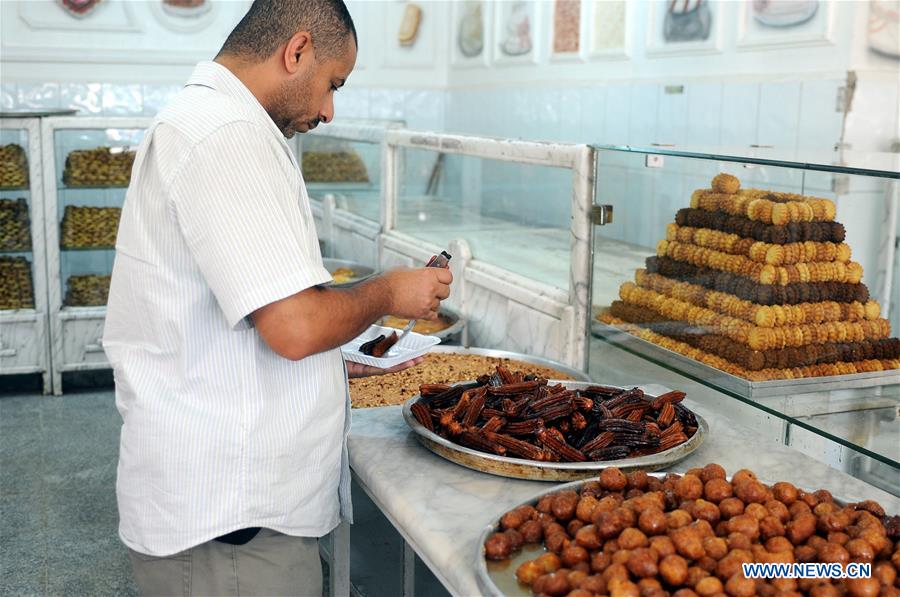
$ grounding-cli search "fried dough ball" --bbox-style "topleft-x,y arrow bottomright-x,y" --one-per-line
787,513 -> 817,545
601,468 -> 628,492
703,536 -> 729,560
568,519 -> 586,537
620,528 -> 650,550
725,572 -> 757,597
660,554 -> 690,586
651,535 -> 677,559
576,495 -> 600,523
628,470 -> 651,491
640,508 -> 669,536
705,479 -> 734,503
735,480 -> 768,505
575,524 -> 602,550
843,577 -> 881,597
668,509 -> 694,530
694,575 -> 723,595
672,525 -> 706,560
700,464 -> 727,483
874,560 -> 897,586
732,469 -> 757,487
627,547 -> 660,579
562,544 -> 591,567
720,498 -> 746,520
516,560 -> 543,585
693,499 -> 722,524
727,515 -> 760,540
712,173 -> 740,194
520,519 -> 544,543
484,531 -> 512,560
676,475 -> 705,501
553,491 -> 580,521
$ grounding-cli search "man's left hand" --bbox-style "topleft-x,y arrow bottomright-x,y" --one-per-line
345,357 -> 425,378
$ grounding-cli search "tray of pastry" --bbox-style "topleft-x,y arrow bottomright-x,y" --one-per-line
476,465 -> 897,597
592,319 -> 900,400
403,379 -> 707,481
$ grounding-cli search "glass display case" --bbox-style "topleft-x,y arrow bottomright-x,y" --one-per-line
0,117 -> 51,393
382,130 -> 596,368
587,145 -> 900,494
41,117 -> 150,394
297,120 -> 402,268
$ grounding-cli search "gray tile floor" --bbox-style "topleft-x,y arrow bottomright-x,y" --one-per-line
0,387 -> 450,597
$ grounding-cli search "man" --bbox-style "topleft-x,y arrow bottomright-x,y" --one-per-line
102,1 -> 452,595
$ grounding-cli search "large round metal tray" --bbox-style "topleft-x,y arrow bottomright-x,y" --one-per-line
427,346 -> 591,382
474,474 -> 852,597
402,381 -> 708,482
323,258 -> 376,287
378,305 -> 467,343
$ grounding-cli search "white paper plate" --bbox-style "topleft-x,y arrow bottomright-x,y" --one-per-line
341,324 -> 441,368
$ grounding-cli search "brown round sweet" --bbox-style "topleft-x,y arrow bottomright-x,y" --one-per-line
516,559 -> 543,585
607,578 -> 640,597
627,470 -> 650,491
600,467 -> 628,492
727,515 -> 760,540
619,527 -> 649,550
668,509 -> 693,530
535,570 -> 571,596
579,574 -> 607,593
650,535 -> 677,559
504,529 -> 524,551
795,544 -> 817,562
693,499 -> 722,524
772,482 -> 799,505
660,554 -> 689,586
789,501 -> 812,518
561,544 -> 590,567
703,536 -> 729,560
676,475 -> 705,501
814,489 -> 835,503
744,503 -> 769,521
484,531 -> 512,560
845,538 -> 876,560
595,510 -> 627,540
732,469 -> 757,487
765,537 -> 793,553
716,550 -> 753,579
725,572 -> 756,597
759,516 -> 786,541
537,495 -> 555,514
843,577 -> 881,597
574,524 -> 601,550
816,542 -> 849,566
552,491 -> 579,521
567,519 -> 585,537
719,498 -> 745,520
545,531 -> 570,554
818,511 -> 851,533
727,533 -> 753,551
695,576 -> 724,595
519,519 -> 544,543
809,583 -> 841,597
873,560 -> 897,586
826,531 -> 849,546
787,513 -> 817,544
672,590 -> 700,597
700,464 -> 727,483
603,562 -> 630,584
565,589 -> 592,597
735,480 -> 768,505
765,500 -> 791,523
612,549 -> 633,565
672,525 -> 706,560
704,479 -> 733,503
535,552 -> 562,573
626,547 -> 659,578
639,508 -> 669,536
576,495 -> 599,523
501,508 -> 526,530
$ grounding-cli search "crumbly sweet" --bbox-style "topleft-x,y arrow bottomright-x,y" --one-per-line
0,198 -> 31,251
60,206 -> 121,249
349,352 -> 574,408
0,256 -> 34,310
65,274 -> 111,307
657,239 -> 863,286
675,208 -> 846,244
0,144 -> 29,189
63,147 -> 135,187
691,189 -> 836,225
667,223 -> 851,266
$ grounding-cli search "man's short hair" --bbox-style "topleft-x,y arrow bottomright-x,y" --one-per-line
219,0 -> 357,62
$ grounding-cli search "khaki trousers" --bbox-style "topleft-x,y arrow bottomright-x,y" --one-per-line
127,528 -> 323,597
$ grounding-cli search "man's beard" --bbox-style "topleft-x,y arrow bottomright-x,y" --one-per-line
269,73 -> 315,138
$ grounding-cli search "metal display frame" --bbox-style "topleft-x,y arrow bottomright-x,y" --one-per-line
0,117 -> 52,393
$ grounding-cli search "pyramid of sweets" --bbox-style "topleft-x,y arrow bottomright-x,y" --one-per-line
301,150 -> 369,183
597,173 -> 900,382
65,274 -> 111,307
60,205 -> 121,249
0,256 -> 34,310
0,198 -> 31,251
0,144 -> 29,189
63,146 -> 135,187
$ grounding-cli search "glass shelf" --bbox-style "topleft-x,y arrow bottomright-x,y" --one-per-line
592,145 -> 900,179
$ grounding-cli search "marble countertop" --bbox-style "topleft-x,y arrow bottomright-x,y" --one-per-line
348,393 -> 900,597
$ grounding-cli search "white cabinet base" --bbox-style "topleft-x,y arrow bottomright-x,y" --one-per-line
0,311 -> 51,393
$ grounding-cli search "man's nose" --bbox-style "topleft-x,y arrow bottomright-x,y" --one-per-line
319,94 -> 334,124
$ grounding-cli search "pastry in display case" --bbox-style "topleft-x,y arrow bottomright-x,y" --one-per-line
301,149 -> 369,183
597,173 -> 900,381
0,198 -> 32,251
0,143 -> 29,189
62,146 -> 136,187
0,255 -> 35,310
64,274 -> 111,307
60,205 -> 121,249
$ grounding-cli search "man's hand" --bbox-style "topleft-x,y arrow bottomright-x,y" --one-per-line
345,357 -> 425,378
382,268 -> 452,321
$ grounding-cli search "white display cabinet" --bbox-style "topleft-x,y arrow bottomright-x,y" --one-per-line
41,117 -> 151,394
0,117 -> 51,393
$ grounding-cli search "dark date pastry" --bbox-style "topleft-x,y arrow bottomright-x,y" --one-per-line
675,208 -> 846,244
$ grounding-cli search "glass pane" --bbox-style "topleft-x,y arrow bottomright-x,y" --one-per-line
300,136 -> 381,222
0,127 -> 34,310
55,128 -> 145,307
396,148 -> 572,290
590,148 -> 900,474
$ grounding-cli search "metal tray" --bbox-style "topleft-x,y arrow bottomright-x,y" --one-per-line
402,381 -> 708,481
428,346 -> 591,382
593,320 -> 900,400
378,305 -> 467,343
323,258 -> 376,288
474,474 -> 851,597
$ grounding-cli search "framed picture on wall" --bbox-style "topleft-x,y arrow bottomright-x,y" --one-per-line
493,0 -> 540,65
587,0 -> 629,59
646,0 -> 722,56
451,0 -> 490,67
738,0 -> 835,49
550,0 -> 585,61
384,1 -> 436,68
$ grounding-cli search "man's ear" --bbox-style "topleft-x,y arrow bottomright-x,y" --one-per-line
283,31 -> 313,74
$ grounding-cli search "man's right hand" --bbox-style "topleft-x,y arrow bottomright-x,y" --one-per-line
381,267 -> 452,320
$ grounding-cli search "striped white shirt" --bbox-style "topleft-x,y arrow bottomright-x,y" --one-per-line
103,61 -> 351,556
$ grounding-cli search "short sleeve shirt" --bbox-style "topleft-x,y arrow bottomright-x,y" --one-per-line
103,61 -> 351,556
